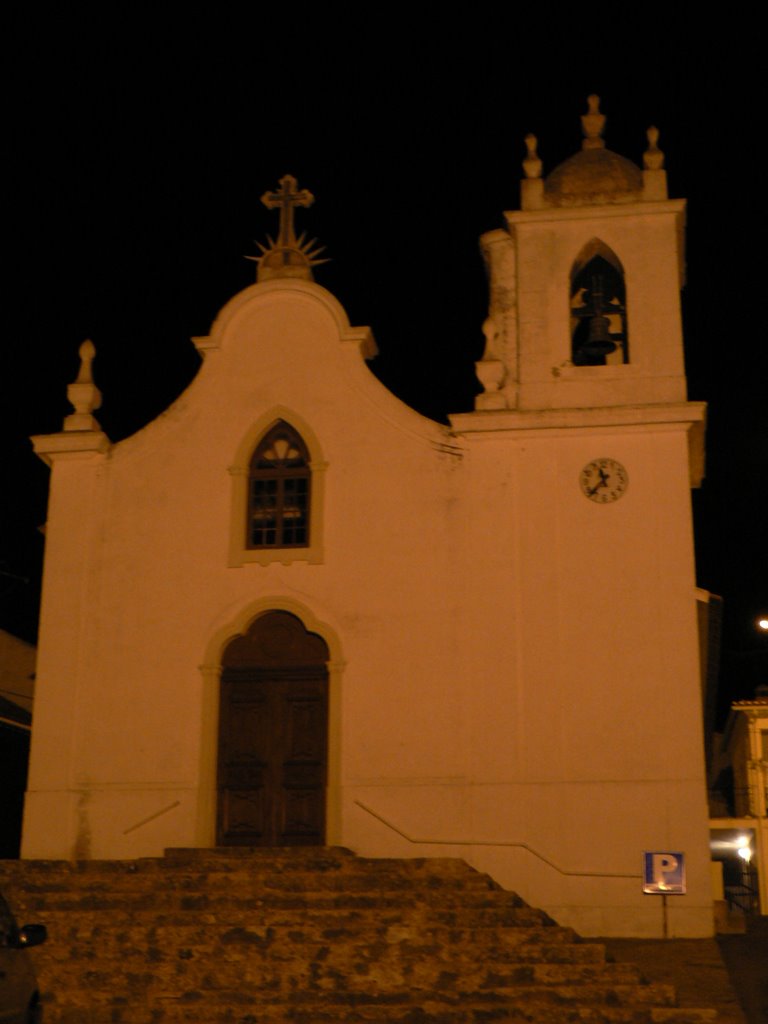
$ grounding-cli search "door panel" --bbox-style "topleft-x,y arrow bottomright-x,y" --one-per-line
218,685 -> 272,843
279,687 -> 327,842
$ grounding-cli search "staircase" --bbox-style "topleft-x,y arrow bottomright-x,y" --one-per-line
0,848 -> 718,1023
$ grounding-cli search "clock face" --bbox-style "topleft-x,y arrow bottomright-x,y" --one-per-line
580,458 -> 628,503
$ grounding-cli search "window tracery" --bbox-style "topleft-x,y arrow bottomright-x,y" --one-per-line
247,421 -> 310,549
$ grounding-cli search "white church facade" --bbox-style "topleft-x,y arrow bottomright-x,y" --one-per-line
22,98 -> 711,938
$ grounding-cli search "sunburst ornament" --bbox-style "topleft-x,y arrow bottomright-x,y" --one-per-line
248,174 -> 329,282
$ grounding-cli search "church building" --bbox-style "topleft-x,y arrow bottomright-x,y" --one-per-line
22,98 -> 711,938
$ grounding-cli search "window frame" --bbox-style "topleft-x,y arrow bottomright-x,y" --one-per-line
247,422 -> 312,550
229,410 -> 326,567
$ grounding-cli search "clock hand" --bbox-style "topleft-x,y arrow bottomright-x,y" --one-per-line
591,468 -> 611,494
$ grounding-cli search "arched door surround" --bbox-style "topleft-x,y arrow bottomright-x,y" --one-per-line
216,610 -> 329,847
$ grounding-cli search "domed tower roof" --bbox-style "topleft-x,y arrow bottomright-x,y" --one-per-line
520,97 -> 668,211
545,148 -> 643,206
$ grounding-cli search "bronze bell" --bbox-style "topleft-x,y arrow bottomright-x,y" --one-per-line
580,273 -> 617,357
583,312 -> 616,357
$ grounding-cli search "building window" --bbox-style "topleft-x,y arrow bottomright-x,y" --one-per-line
570,241 -> 628,366
248,421 -> 310,549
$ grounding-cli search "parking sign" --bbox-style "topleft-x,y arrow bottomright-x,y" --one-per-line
643,852 -> 686,894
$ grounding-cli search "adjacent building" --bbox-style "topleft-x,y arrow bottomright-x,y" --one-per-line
710,692 -> 768,919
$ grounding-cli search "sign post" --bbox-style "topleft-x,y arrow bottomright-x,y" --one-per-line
643,852 -> 686,938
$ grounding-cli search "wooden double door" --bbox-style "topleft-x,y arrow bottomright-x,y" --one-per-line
217,612 -> 329,847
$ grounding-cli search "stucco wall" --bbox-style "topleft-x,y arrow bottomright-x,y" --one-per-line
23,277 -> 710,937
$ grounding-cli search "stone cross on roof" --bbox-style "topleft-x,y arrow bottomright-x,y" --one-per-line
253,174 -> 328,282
261,174 -> 314,249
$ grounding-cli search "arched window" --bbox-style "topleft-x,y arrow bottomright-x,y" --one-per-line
570,241 -> 628,366
247,421 -> 311,549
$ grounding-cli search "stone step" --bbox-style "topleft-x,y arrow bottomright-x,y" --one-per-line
163,851 -> 493,880
30,957 -> 675,1001
165,846 -> 359,863
37,993 -> 719,1024
37,956 -> 622,997
14,907 -> 552,937
32,939 -> 648,980
1,857 -> 493,877
29,918 -> 596,945
0,869 -> 505,891
4,850 -> 492,880
1,884 -> 524,909
33,936 -> 601,981
4,849 -> 719,1024
0,866 -> 506,901
28,917 -> 580,957
36,954 -> 645,987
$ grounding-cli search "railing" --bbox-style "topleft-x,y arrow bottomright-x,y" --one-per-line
122,800 -> 181,835
355,800 -> 641,880
724,881 -> 760,915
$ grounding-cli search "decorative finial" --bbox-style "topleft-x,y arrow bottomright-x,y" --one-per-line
643,126 -> 664,170
75,339 -> 95,383
64,340 -> 102,431
523,134 -> 542,179
581,95 -> 606,150
249,174 -> 329,282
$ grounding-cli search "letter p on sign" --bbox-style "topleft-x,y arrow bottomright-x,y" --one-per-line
653,853 -> 677,881
643,851 -> 686,894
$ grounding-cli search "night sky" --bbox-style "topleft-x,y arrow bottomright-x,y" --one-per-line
3,16 -> 766,725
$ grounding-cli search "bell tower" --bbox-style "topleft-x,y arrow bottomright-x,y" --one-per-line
449,99 -> 711,938
473,96 -> 697,431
